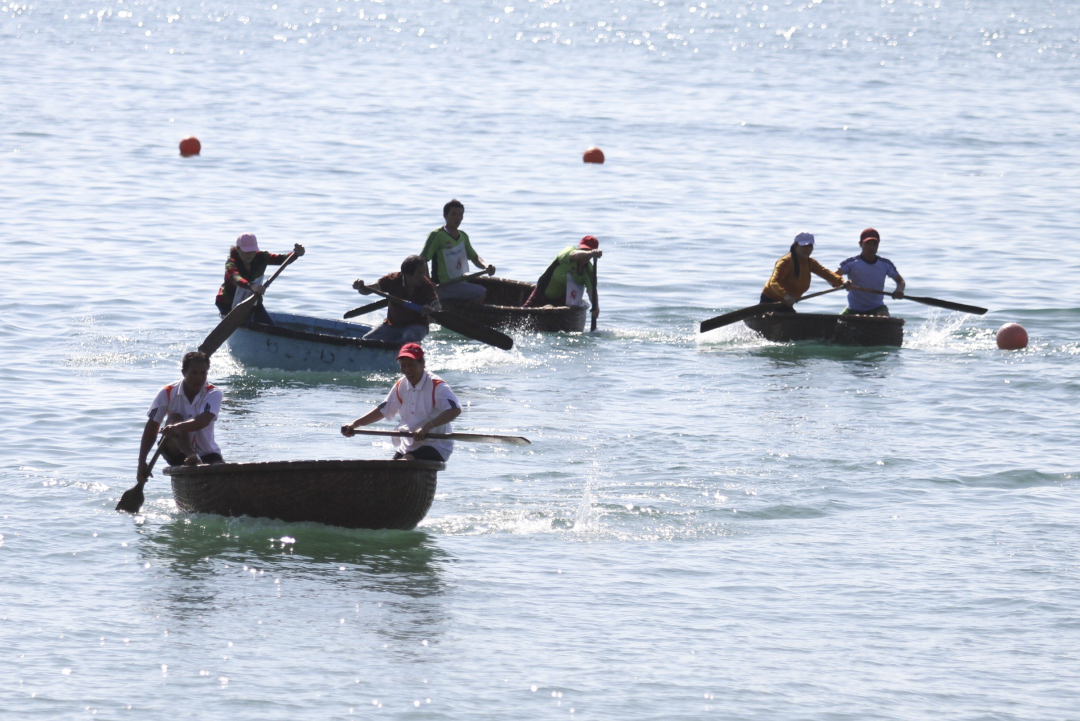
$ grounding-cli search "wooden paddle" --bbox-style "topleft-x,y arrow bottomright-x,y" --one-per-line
199,252 -> 299,355
849,285 -> 988,315
343,268 -> 493,320
356,282 -> 514,351
115,439 -> 166,514
590,257 -> 599,332
350,429 -> 531,445
699,285 -> 846,333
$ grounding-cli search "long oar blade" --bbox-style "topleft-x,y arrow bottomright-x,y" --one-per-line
850,285 -> 987,316
351,429 -> 530,445
343,299 -> 389,319
199,253 -> 298,355
430,309 -> 514,351
905,295 -> 988,315
199,294 -> 258,355
700,303 -> 780,333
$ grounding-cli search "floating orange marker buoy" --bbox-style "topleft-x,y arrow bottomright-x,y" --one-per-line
996,322 -> 1028,350
179,136 -> 201,157
583,147 -> 605,164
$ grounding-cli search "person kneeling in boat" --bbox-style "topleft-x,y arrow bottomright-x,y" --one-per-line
523,235 -> 602,324
761,232 -> 846,312
214,233 -> 305,319
340,343 -> 461,462
136,351 -> 224,483
353,255 -> 441,344
419,199 -> 494,306
834,228 -> 906,317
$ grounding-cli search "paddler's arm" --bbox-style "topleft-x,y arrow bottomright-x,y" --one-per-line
341,408 -> 385,437
160,411 -> 214,440
413,406 -> 462,441
136,419 -> 161,483
891,269 -> 906,299
810,258 -> 845,287
464,236 -> 495,274
765,256 -> 796,305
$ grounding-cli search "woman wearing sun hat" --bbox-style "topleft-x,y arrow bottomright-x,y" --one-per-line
760,232 -> 845,312
523,235 -> 603,324
214,233 -> 305,315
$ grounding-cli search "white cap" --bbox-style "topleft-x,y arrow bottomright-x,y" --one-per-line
794,232 -> 815,246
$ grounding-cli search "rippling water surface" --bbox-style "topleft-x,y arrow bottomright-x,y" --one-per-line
3,0 -> 1079,717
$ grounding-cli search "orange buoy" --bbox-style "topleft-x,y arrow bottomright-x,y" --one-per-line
996,323 -> 1028,350
179,136 -> 201,157
583,147 -> 605,164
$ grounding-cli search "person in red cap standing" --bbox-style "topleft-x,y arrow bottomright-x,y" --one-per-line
215,233 -> 305,315
523,236 -> 602,325
834,228 -> 905,316
340,343 -> 461,462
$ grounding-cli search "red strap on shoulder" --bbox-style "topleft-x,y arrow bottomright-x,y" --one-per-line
394,379 -> 402,404
431,378 -> 443,405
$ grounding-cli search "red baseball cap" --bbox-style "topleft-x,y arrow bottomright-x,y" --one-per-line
397,343 -> 424,361
578,235 -> 599,250
860,228 -> 881,243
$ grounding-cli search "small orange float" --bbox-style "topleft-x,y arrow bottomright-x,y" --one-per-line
583,147 -> 605,164
179,136 -> 201,157
996,323 -> 1028,350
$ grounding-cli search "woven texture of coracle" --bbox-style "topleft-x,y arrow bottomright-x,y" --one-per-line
745,313 -> 905,347
444,276 -> 588,332
165,460 -> 442,530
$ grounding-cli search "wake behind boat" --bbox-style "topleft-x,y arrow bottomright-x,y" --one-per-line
745,312 -> 905,347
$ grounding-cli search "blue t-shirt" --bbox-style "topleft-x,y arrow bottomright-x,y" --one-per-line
838,255 -> 900,311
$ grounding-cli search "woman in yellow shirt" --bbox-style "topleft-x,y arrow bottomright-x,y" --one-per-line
761,232 -> 845,312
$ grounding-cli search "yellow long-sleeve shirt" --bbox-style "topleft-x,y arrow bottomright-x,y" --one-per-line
763,254 -> 844,301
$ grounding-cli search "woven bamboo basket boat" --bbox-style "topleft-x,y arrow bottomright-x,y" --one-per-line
443,276 -> 587,333
165,459 -> 443,530
745,312 -> 904,347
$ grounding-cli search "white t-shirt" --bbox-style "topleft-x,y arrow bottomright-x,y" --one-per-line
377,371 -> 459,459
147,380 -> 224,457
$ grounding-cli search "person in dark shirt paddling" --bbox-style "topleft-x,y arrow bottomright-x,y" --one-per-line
215,233 -> 305,316
353,255 -> 442,344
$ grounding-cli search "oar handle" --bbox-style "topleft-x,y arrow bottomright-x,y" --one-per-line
590,257 -> 599,332
849,285 -> 892,296
438,267 -> 493,288
796,284 -> 847,302
258,252 -> 298,295
349,429 -> 530,445
357,282 -> 424,312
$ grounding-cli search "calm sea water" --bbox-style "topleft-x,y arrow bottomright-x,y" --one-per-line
3,0 -> 1079,718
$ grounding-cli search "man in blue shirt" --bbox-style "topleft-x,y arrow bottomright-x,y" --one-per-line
835,228 -> 906,316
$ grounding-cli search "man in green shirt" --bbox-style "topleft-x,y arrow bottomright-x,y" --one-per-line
419,199 -> 494,305
523,236 -> 602,325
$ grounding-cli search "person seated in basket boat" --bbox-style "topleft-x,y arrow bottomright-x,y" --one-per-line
136,351 -> 224,483
522,235 -> 602,324
834,228 -> 906,317
340,343 -> 461,463
352,255 -> 442,344
760,232 -> 846,313
419,199 -> 494,306
214,233 -> 305,322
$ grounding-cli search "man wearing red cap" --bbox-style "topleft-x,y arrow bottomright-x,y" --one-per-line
835,228 -> 905,316
523,236 -> 602,324
340,343 -> 461,462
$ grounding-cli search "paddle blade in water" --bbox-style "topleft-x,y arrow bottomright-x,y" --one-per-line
431,310 -> 514,350
700,303 -> 778,333
115,483 -> 145,514
199,295 -> 258,355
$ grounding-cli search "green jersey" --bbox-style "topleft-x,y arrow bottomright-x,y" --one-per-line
420,227 -> 480,284
543,246 -> 596,304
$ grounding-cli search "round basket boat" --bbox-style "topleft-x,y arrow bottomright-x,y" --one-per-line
165,459 -> 444,530
444,276 -> 587,333
745,312 -> 904,347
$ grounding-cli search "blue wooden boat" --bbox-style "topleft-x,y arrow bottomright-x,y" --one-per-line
226,311 -> 400,372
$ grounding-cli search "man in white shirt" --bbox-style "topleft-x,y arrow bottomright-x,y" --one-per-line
340,343 -> 461,462
137,351 -> 225,482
